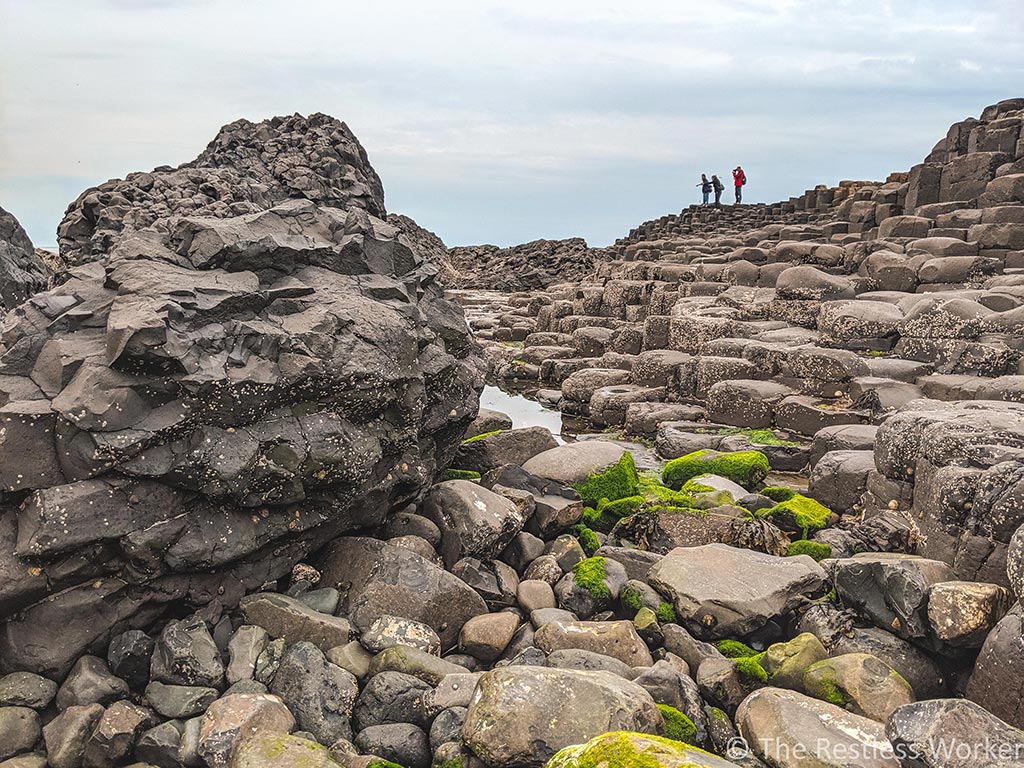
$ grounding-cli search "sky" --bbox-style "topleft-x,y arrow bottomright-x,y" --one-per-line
1,1 -> 1022,249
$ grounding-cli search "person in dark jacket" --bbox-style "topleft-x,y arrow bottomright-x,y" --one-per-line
697,174 -> 712,205
733,166 -> 746,203
711,174 -> 724,208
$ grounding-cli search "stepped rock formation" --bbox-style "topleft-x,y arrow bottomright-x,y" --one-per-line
0,206 -> 52,312
0,115 -> 484,677
448,238 -> 615,291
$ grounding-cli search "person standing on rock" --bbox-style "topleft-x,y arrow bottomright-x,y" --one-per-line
697,174 -> 712,206
733,166 -> 747,204
711,174 -> 724,208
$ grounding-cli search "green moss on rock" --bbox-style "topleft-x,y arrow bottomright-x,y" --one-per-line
570,523 -> 601,556
657,704 -> 698,745
785,540 -> 833,561
441,468 -> 482,481
573,556 -> 612,599
620,582 -> 645,614
461,429 -> 502,444
585,494 -> 646,532
572,452 -> 640,507
716,639 -> 758,659
547,731 -> 732,768
661,449 -> 770,491
734,654 -> 768,683
761,485 -> 798,502
764,494 -> 832,537
656,601 -> 677,624
716,427 -> 802,447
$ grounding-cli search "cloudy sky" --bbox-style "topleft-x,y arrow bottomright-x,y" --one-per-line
1,0 -> 1022,249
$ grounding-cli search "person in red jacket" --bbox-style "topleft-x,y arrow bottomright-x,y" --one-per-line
733,166 -> 746,204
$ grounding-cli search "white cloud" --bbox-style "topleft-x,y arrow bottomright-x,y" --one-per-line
0,0 -> 1021,247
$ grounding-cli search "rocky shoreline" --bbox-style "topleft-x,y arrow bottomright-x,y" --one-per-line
0,98 -> 1023,767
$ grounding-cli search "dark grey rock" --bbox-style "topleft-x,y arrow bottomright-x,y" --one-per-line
150,617 -> 224,688
352,671 -> 430,730
0,672 -> 57,709
56,656 -> 130,710
269,641 -> 358,745
106,630 -> 154,691
355,722 -> 431,768
0,706 -> 41,761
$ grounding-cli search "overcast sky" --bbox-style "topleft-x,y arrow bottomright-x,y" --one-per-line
1,1 -> 1022,249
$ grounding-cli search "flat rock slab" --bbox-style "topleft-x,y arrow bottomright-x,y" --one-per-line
238,593 -> 352,652
462,666 -> 662,768
534,619 -> 654,667
521,441 -> 627,485
736,687 -> 900,767
887,698 -> 1024,768
648,544 -> 827,639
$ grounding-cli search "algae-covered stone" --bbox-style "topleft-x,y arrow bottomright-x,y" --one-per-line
763,494 -> 832,536
231,733 -> 345,767
760,633 -> 827,691
648,544 -> 827,639
736,687 -> 900,767
803,653 -> 914,723
662,450 -> 770,492
462,666 -> 662,767
547,731 -> 742,768
198,693 -> 294,768
522,442 -> 638,507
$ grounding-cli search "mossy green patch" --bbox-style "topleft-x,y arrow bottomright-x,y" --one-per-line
573,556 -> 612,599
717,639 -> 758,659
441,468 -> 482,481
661,449 -> 769,491
761,485 -> 798,502
734,653 -> 768,683
461,429 -> 502,444
547,731 -> 727,768
584,494 -> 646,532
570,523 -> 600,556
620,582 -> 645,613
656,601 -> 677,624
716,427 -> 802,447
763,494 -> 832,536
572,451 -> 640,507
657,704 -> 698,745
368,761 -> 405,768
785,540 -> 833,561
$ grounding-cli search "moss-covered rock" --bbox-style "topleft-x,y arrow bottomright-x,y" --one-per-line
734,654 -> 768,683
662,450 -> 769,491
803,653 -> 915,722
655,601 -> 677,624
761,485 -> 798,502
233,733 -> 345,767
570,523 -> 601,556
760,632 -> 828,691
441,468 -> 482,481
716,639 -> 758,659
764,494 -> 832,536
461,429 -> 502,444
546,731 -> 742,768
572,557 -> 613,600
785,540 -> 833,561
583,494 -> 646,532
572,451 -> 640,507
657,704 -> 698,745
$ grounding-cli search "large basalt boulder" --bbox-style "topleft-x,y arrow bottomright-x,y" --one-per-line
0,116 -> 484,677
462,666 -> 663,768
58,113 -> 386,265
0,205 -> 51,312
874,400 -> 1024,586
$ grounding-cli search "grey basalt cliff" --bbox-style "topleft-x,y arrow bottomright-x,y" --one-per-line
0,114 -> 485,677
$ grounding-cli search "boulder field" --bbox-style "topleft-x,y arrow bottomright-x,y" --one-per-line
1,99 -> 1024,767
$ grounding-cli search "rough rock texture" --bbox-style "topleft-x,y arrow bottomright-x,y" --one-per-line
58,113 -> 386,265
0,115 -> 484,677
448,238 -> 615,291
0,205 -> 51,312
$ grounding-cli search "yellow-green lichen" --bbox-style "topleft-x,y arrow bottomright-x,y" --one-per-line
715,427 -> 802,447
657,704 -> 698,745
761,485 -> 798,502
734,653 -> 768,683
662,450 -> 770,491
572,452 -> 639,507
584,494 -> 646,532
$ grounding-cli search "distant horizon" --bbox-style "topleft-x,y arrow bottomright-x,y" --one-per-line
3,1 -> 1023,250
